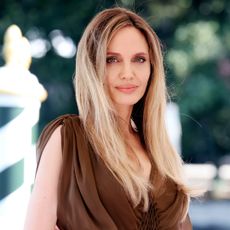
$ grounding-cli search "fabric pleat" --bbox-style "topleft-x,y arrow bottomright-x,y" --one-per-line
36,114 -> 192,230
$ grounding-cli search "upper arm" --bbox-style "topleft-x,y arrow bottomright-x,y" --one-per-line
24,126 -> 63,230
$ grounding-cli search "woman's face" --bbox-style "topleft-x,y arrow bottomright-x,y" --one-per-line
105,26 -> 151,109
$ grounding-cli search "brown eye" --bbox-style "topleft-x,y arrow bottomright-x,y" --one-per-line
106,56 -> 118,63
135,56 -> 146,63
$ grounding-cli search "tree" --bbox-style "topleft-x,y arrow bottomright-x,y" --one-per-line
0,0 -> 229,163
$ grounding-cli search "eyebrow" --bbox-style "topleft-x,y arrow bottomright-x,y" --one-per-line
106,51 -> 148,56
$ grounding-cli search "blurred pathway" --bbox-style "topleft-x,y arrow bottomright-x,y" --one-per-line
190,199 -> 230,230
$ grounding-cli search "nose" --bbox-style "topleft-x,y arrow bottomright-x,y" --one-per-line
119,62 -> 134,80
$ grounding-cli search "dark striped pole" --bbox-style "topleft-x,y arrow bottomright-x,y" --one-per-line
0,93 -> 45,229
0,25 -> 47,229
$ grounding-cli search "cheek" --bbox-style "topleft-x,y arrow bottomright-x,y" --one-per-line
138,67 -> 151,86
104,74 -> 116,96
104,74 -> 114,90
105,66 -> 118,84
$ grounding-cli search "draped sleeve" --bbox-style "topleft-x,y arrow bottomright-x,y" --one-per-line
153,180 -> 192,230
36,114 -> 118,230
36,114 -> 192,230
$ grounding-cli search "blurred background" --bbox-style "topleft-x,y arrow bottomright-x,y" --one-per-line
0,0 -> 229,229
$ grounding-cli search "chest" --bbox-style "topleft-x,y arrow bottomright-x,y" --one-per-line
126,135 -> 152,181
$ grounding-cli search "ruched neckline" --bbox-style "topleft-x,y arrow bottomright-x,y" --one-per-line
36,114 -> 192,230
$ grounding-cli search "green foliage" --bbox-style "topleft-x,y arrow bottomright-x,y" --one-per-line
0,0 -> 229,163
163,0 -> 230,163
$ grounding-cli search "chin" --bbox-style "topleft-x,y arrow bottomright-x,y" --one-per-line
110,93 -> 145,107
113,98 -> 141,106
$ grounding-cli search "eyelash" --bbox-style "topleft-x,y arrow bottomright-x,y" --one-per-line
106,56 -> 146,64
135,57 -> 146,63
106,56 -> 118,63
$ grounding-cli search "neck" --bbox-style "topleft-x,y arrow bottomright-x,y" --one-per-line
115,104 -> 134,136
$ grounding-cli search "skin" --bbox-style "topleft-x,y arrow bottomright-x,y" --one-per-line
24,126 -> 62,230
105,27 -> 192,229
24,26 -> 152,230
105,26 -> 152,178
105,26 -> 150,125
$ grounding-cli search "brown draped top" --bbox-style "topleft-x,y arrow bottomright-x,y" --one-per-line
36,114 -> 192,230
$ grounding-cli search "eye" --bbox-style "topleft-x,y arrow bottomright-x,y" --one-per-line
134,56 -> 146,63
106,56 -> 119,64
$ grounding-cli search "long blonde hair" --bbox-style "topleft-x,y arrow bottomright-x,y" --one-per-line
75,7 -> 191,219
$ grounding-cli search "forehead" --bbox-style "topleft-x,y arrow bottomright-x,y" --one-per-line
107,26 -> 149,53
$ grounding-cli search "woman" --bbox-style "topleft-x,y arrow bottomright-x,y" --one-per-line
24,7 -> 194,230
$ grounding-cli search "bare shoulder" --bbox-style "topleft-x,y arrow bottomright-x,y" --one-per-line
41,125 -> 62,160
36,125 -> 62,180
24,126 -> 63,230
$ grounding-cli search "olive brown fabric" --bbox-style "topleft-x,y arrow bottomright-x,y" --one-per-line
36,114 -> 192,230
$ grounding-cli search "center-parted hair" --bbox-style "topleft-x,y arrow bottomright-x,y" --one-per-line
74,7 -> 191,221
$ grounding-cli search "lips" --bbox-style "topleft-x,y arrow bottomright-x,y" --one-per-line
115,84 -> 138,93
